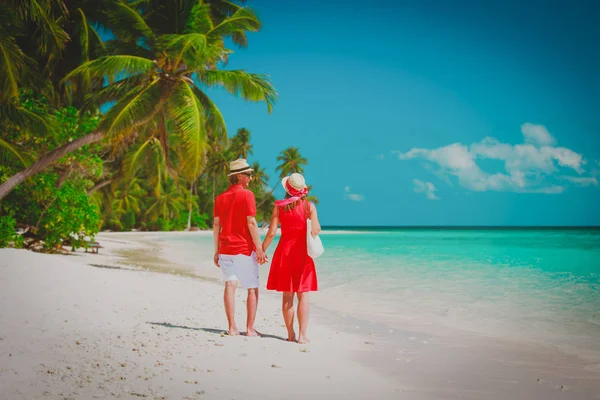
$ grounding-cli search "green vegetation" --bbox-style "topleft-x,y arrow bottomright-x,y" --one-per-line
0,1 -> 316,251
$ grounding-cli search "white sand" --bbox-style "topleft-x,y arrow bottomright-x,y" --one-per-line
1,232 -> 600,400
0,236 -> 399,400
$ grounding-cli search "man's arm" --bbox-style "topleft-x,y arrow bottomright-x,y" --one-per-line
213,217 -> 221,267
247,216 -> 266,264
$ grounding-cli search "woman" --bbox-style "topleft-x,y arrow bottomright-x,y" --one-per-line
263,173 -> 321,344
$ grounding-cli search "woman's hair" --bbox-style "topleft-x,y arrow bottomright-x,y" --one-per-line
282,193 -> 307,212
228,174 -> 240,185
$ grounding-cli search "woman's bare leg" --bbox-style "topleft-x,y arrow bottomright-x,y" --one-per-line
282,292 -> 296,341
297,292 -> 310,344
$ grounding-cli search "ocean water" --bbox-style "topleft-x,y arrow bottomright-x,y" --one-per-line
162,228 -> 600,362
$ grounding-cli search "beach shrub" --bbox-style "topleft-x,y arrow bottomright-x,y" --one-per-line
38,181 -> 100,250
150,217 -> 172,232
190,213 -> 210,229
121,209 -> 136,231
0,214 -> 19,248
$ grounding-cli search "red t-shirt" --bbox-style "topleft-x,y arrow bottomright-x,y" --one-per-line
214,185 -> 257,256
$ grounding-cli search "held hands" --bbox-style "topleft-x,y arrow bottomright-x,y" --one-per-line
255,248 -> 268,265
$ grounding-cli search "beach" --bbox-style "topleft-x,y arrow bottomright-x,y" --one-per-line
1,231 -> 600,400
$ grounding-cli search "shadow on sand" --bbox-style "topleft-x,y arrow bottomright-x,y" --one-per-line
147,322 -> 286,341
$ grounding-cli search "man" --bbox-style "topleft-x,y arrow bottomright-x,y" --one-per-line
213,159 -> 267,336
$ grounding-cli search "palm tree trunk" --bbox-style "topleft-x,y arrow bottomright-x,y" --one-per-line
87,179 -> 113,195
0,130 -> 105,200
187,183 -> 193,231
256,181 -> 279,208
212,176 -> 216,206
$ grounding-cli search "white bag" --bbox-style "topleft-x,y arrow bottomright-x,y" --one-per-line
306,218 -> 324,259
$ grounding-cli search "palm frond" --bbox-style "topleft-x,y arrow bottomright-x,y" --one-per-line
207,7 -> 260,38
167,81 -> 208,178
191,86 -> 227,143
106,1 -> 156,43
14,0 -> 69,53
62,55 -> 154,83
0,102 -> 57,137
122,137 -> 157,178
0,36 -> 28,102
195,70 -> 277,113
0,138 -> 29,167
158,33 -> 211,67
85,74 -> 150,107
101,77 -> 162,139
186,1 -> 214,34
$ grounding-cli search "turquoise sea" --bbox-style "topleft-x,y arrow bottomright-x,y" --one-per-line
163,227 -> 600,362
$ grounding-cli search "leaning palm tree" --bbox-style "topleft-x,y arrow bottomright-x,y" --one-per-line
0,0 -> 276,200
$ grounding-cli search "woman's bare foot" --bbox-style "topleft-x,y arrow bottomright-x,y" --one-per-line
245,329 -> 262,337
227,329 -> 240,336
297,336 -> 310,344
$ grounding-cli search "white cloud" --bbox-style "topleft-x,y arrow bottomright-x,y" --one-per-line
562,176 -> 598,186
521,123 -> 556,147
344,186 -> 365,201
413,179 -> 439,200
375,154 -> 385,160
397,123 -> 594,194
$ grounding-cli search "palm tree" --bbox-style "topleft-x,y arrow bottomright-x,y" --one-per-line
257,147 -> 308,207
230,127 -> 253,159
249,161 -> 268,191
306,184 -> 319,204
275,147 -> 308,177
0,0 -> 277,200
206,145 -> 233,206
146,182 -> 186,225
111,177 -> 145,217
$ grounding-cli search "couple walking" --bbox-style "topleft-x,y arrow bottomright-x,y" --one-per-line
212,159 -> 321,344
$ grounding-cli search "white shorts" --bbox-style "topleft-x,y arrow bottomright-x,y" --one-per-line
218,252 -> 259,289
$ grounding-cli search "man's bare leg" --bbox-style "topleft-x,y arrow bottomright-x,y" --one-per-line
224,281 -> 240,335
297,292 -> 310,344
245,288 -> 261,336
282,292 -> 296,341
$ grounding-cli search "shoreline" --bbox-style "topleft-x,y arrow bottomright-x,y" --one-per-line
107,232 -> 600,399
1,232 -> 599,399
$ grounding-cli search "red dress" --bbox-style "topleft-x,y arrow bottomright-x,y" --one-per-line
266,200 -> 318,292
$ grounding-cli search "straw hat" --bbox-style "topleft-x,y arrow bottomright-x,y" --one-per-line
227,159 -> 254,176
281,173 -> 307,195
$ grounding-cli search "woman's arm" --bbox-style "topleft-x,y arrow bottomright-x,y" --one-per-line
309,203 -> 321,237
262,207 -> 279,252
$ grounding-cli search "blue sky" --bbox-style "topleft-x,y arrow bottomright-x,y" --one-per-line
203,0 -> 600,226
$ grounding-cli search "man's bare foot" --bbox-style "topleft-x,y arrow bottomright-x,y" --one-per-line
227,329 -> 240,336
245,329 -> 262,337
297,336 -> 310,344
286,332 -> 297,342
